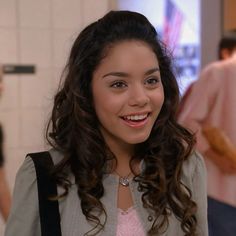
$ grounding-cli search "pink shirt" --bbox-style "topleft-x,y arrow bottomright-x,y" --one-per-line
178,54 -> 236,206
116,207 -> 145,236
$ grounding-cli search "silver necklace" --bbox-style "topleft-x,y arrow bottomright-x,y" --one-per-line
115,171 -> 132,187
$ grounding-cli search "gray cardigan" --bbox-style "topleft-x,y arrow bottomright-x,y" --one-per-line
5,149 -> 208,236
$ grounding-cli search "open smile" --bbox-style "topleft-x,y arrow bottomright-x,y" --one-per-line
120,113 -> 150,128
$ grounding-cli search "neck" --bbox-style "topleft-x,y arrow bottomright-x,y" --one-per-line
101,131 -> 141,175
107,144 -> 134,176
103,135 -> 134,164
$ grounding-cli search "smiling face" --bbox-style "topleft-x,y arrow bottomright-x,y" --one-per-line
91,40 -> 164,153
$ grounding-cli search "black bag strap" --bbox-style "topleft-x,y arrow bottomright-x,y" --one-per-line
27,151 -> 62,236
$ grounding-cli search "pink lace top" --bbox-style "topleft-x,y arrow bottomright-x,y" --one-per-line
116,207 -> 146,236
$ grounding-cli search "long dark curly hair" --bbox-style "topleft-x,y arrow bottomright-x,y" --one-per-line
47,10 -> 197,236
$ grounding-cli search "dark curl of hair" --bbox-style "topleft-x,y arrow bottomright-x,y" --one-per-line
47,10 -> 197,236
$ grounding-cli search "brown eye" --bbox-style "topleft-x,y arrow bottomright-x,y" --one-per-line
110,81 -> 127,88
145,77 -> 160,87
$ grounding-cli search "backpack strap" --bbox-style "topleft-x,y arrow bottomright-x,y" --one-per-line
27,151 -> 62,236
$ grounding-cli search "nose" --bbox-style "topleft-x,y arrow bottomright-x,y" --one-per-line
128,85 -> 150,107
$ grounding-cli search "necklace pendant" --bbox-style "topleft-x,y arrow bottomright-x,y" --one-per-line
119,177 -> 130,187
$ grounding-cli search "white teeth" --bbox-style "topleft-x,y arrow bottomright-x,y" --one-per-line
125,114 -> 148,121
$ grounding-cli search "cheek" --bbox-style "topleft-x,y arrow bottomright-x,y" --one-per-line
94,99 -> 123,120
152,90 -> 165,109
92,90 -> 120,121
93,88 -> 125,114
160,94 -> 165,107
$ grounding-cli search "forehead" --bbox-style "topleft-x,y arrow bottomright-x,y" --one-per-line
96,40 -> 159,73
105,40 -> 156,58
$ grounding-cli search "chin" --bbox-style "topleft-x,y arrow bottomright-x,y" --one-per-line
127,134 -> 150,144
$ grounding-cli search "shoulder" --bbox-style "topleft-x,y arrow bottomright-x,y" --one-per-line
7,157 -> 41,218
17,154 -> 38,181
181,151 -> 206,185
10,149 -> 64,218
16,149 -> 64,184
182,152 -> 208,235
27,148 -> 64,164
186,61 -> 223,99
5,156 -> 41,235
49,148 -> 64,164
13,154 -> 39,194
199,60 -> 228,84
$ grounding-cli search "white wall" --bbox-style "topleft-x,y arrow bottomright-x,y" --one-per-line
0,0 -> 109,232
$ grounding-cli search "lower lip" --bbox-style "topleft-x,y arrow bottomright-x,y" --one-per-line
121,116 -> 149,128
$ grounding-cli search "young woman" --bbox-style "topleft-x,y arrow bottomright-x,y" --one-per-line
5,11 -> 208,236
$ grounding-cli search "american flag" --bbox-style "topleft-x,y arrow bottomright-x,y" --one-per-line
163,0 -> 183,51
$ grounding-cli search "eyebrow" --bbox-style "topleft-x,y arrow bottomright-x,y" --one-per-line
144,67 -> 160,76
102,67 -> 160,78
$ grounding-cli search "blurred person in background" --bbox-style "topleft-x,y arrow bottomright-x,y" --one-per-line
178,30 -> 236,116
0,65 -> 11,221
178,31 -> 236,236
